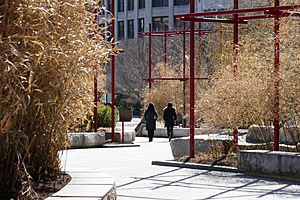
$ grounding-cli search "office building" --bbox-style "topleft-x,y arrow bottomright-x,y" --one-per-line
99,0 -> 233,41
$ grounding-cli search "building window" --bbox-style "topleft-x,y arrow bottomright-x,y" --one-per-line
127,0 -> 134,11
118,21 -> 124,40
174,0 -> 189,6
174,17 -> 190,30
107,0 -> 112,11
152,0 -> 168,7
152,16 -> 168,31
138,0 -> 145,9
138,18 -> 144,33
118,0 -> 124,12
127,19 -> 134,39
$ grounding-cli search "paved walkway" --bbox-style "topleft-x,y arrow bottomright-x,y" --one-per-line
59,135 -> 300,200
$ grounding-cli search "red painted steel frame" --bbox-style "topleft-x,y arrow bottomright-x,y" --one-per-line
178,5 -> 300,19
94,71 -> 98,132
148,23 -> 152,91
140,20 -> 216,159
179,1 -> 300,151
164,25 -> 167,65
93,10 -> 98,132
232,0 -> 239,145
273,0 -> 280,151
189,0 -> 195,158
183,22 -> 187,128
111,0 -> 115,142
122,120 -> 125,144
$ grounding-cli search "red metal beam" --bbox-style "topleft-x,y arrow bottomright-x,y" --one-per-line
111,0 -> 115,142
94,71 -> 98,132
93,11 -> 98,132
273,0 -> 280,151
235,12 -> 300,21
233,0 -> 239,145
185,17 -> 248,24
190,0 -> 195,158
145,77 -> 211,81
183,22 -> 186,127
148,23 -> 152,91
138,29 -> 219,36
164,25 -> 167,65
177,5 -> 300,18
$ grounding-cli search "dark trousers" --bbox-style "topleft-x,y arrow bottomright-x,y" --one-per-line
167,126 -> 173,139
148,130 -> 154,142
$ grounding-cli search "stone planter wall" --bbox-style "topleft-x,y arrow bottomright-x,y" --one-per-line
238,150 -> 300,178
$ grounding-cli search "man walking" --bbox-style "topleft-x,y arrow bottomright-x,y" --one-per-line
163,103 -> 177,142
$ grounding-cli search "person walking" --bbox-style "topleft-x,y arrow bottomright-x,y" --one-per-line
144,103 -> 158,142
163,103 -> 177,142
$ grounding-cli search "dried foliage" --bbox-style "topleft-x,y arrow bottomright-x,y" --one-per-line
200,2 -> 300,130
141,63 -> 183,119
0,0 -> 111,198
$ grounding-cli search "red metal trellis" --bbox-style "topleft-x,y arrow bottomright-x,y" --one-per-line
111,0 -> 115,142
139,23 -> 217,133
177,0 -> 300,154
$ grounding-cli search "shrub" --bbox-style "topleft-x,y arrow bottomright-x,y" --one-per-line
0,0 -> 111,198
97,104 -> 118,128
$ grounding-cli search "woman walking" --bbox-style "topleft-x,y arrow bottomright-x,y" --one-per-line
144,103 -> 158,142
163,102 -> 177,142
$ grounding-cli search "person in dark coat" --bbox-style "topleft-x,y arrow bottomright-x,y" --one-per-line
144,103 -> 158,142
163,103 -> 177,141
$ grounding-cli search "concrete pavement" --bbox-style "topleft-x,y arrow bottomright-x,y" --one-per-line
57,136 -> 300,200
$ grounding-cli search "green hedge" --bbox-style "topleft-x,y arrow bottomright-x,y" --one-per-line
97,104 -> 118,128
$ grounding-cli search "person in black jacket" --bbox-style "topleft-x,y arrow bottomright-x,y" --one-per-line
163,103 -> 177,142
144,103 -> 158,142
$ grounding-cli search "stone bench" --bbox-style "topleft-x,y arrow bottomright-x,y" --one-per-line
170,136 -> 233,158
105,131 -> 135,144
238,150 -> 300,179
68,132 -> 105,148
142,127 -> 190,138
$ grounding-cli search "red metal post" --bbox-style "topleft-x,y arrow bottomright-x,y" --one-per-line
122,120 -> 125,144
183,22 -> 186,128
273,0 -> 280,151
164,25 -> 167,65
93,10 -> 98,132
111,0 -> 115,142
190,0 -> 195,158
233,0 -> 239,145
149,23 -> 152,91
94,72 -> 98,132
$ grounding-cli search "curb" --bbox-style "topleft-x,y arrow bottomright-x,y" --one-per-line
46,171 -> 116,200
152,160 -> 244,173
102,143 -> 140,148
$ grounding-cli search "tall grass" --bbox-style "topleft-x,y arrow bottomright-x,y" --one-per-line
0,0 -> 112,198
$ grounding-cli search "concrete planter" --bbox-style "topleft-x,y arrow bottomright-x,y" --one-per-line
238,150 -> 300,178
68,132 -> 105,148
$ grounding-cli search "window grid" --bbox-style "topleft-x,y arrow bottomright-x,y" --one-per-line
127,0 -> 134,11
127,19 -> 134,39
152,0 -> 168,7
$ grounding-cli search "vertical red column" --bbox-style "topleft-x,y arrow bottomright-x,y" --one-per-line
232,0 -> 239,145
183,22 -> 186,128
94,9 -> 98,132
94,72 -> 98,132
149,23 -> 152,91
111,0 -> 115,142
189,0 -> 195,158
164,25 -> 167,65
273,0 -> 280,151
122,121 -> 125,144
